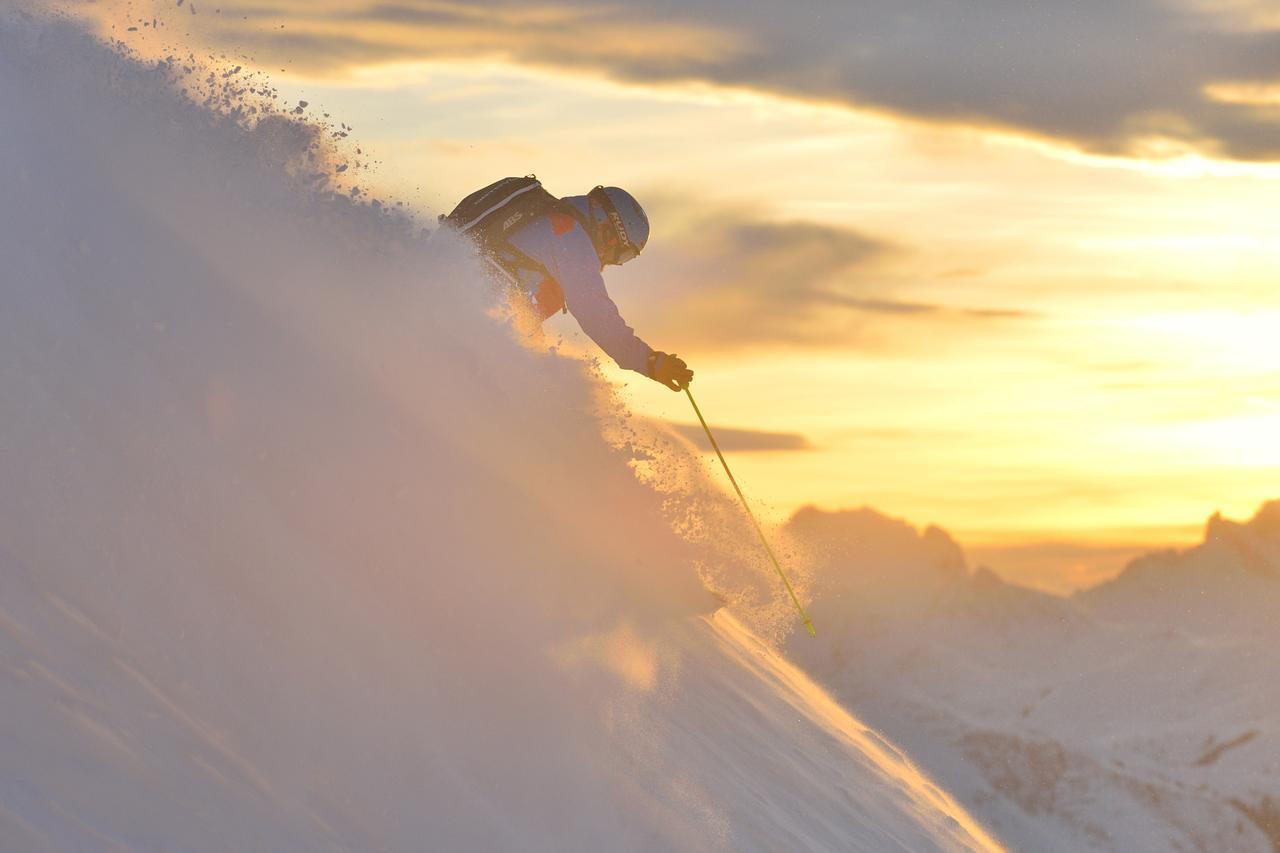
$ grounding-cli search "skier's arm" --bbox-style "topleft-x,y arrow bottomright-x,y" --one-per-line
545,224 -> 654,375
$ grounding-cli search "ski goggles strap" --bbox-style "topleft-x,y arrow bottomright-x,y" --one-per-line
588,186 -> 639,265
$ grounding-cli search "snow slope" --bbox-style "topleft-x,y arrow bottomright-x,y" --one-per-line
0,15 -> 1000,851
779,504 -> 1280,851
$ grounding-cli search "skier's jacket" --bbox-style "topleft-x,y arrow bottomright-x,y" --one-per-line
442,188 -> 645,376
495,195 -> 653,376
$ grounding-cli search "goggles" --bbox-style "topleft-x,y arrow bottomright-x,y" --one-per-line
588,186 -> 639,266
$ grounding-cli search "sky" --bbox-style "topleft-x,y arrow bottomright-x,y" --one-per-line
61,0 -> 1280,592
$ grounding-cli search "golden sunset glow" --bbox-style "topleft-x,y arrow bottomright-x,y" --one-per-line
66,0 -> 1280,591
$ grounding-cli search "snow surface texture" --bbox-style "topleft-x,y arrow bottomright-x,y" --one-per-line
0,16 -> 1001,852
781,504 -> 1280,852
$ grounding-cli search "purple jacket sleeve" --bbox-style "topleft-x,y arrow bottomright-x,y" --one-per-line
508,217 -> 654,375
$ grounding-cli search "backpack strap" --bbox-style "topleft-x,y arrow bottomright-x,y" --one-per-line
552,196 -> 608,263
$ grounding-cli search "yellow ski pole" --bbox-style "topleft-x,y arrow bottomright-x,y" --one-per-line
684,386 -> 816,637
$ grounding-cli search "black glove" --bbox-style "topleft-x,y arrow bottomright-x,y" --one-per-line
647,351 -> 694,391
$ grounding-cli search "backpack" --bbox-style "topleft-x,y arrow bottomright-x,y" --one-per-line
440,176 -> 588,285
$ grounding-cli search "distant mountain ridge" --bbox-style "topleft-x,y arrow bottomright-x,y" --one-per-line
776,500 -> 1280,851
1079,501 -> 1280,634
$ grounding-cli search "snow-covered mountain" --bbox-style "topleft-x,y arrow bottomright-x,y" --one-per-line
780,503 -> 1280,851
0,15 -> 1001,851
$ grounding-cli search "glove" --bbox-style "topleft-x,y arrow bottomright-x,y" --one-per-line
647,351 -> 694,391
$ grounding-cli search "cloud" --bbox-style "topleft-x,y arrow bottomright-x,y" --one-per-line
623,218 -> 897,347
123,0 -> 1280,161
616,214 -> 1029,349
149,1 -> 749,74
668,423 -> 812,452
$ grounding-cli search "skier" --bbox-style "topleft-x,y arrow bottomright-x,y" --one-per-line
443,178 -> 694,392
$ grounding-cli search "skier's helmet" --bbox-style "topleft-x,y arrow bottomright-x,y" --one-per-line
588,186 -> 649,266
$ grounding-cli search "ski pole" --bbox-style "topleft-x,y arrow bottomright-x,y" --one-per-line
684,386 -> 816,637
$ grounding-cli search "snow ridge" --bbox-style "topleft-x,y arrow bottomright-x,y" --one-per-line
0,15 -> 999,852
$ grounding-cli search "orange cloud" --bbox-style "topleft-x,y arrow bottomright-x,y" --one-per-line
616,214 -> 1029,350
75,0 -> 1280,161
111,0 -> 750,75
667,422 -> 812,452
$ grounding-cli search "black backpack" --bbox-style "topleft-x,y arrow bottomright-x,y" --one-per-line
440,176 -> 589,283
